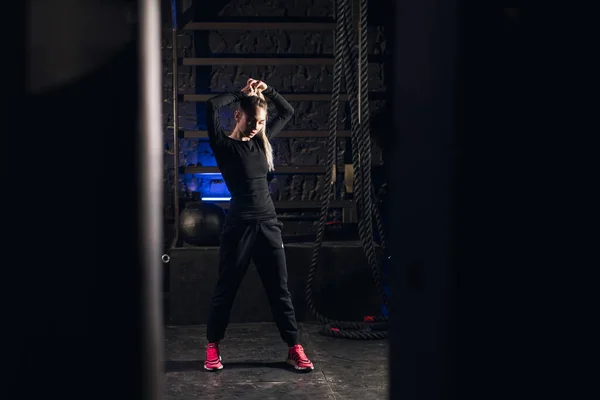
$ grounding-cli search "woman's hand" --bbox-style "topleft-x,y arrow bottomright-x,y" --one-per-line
244,78 -> 268,95
240,83 -> 257,96
252,79 -> 268,92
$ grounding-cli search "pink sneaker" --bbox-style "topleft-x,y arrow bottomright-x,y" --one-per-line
286,344 -> 314,371
204,342 -> 223,371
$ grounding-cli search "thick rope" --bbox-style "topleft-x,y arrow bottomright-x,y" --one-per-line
350,0 -> 389,316
305,0 -> 389,340
354,0 -> 387,308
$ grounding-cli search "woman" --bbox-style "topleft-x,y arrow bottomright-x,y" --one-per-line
203,78 -> 314,372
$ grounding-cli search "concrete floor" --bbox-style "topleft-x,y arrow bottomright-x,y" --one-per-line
165,322 -> 389,400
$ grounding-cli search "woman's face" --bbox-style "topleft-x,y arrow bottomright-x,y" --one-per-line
236,106 -> 267,139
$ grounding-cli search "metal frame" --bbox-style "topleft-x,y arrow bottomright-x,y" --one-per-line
181,56 -> 382,66
168,0 -> 367,245
181,130 -> 352,138
184,165 -> 328,174
139,0 -> 164,397
170,1 -> 180,248
183,21 -> 336,30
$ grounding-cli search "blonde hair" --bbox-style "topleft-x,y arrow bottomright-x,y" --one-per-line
239,93 -> 274,171
256,129 -> 274,171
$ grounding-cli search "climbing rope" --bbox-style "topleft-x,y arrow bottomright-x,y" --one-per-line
305,0 -> 389,340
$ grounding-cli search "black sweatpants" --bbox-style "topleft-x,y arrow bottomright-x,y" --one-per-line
206,218 -> 300,346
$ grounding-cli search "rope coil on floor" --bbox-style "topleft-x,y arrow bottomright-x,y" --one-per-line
305,0 -> 389,340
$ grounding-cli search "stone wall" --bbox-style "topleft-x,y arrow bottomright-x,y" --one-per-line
162,0 -> 388,243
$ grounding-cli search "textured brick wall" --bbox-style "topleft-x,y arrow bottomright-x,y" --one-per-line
162,0 -> 388,242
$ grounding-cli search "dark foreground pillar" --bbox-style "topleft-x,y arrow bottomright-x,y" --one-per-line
388,2 -> 541,400
8,1 -> 163,399
388,1 -> 460,399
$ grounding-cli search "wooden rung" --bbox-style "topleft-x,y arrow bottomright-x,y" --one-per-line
185,166 -> 327,174
214,200 -> 352,209
183,21 -> 336,31
183,93 -> 349,102
183,57 -> 334,66
182,130 -> 351,138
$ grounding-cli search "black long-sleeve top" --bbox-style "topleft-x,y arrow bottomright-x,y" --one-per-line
205,87 -> 294,221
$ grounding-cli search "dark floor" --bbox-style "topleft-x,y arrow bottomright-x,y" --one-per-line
165,322 -> 389,400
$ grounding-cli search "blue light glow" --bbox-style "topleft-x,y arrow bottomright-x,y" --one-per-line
201,197 -> 232,201
182,172 -> 231,198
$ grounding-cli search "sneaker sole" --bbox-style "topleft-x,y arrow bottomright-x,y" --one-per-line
286,358 -> 314,371
204,356 -> 223,371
